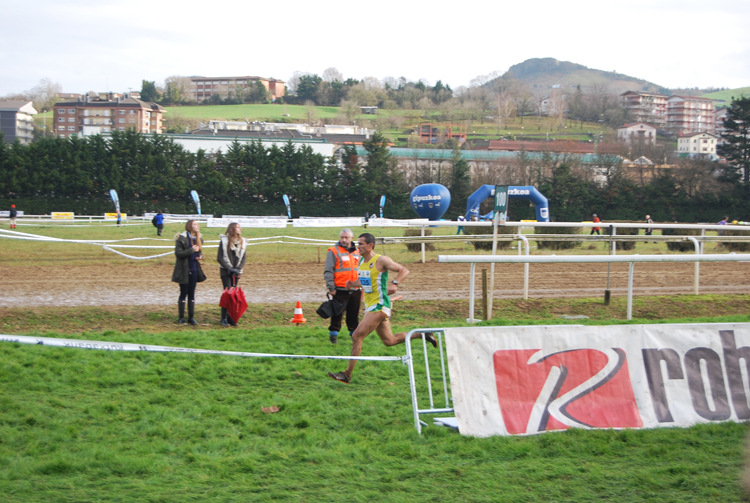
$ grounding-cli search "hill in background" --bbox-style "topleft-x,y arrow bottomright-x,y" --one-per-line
700,87 -> 750,106
500,57 -> 670,95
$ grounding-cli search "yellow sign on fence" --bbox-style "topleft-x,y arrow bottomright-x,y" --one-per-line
104,213 -> 127,220
51,212 -> 74,220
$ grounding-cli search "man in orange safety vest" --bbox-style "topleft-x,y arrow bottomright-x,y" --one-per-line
323,228 -> 361,344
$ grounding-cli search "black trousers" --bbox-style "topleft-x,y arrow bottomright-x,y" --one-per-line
328,289 -> 362,333
221,274 -> 239,289
178,271 -> 198,303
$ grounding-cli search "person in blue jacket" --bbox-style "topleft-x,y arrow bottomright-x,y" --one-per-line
154,210 -> 164,236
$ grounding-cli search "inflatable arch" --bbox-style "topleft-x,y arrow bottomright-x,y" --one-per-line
466,185 -> 550,222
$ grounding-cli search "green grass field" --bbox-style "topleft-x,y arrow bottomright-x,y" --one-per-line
701,87 -> 750,104
2,222 -> 750,501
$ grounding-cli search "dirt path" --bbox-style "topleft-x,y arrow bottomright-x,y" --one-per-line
2,261 -> 748,307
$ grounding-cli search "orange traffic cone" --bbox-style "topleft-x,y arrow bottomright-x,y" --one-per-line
290,301 -> 306,325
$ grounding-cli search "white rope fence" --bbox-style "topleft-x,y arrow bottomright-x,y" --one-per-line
0,228 -> 338,260
0,334 -> 404,362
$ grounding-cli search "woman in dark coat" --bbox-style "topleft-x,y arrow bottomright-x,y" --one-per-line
172,219 -> 206,325
217,222 -> 247,326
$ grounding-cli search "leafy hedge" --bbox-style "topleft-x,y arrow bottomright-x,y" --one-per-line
535,226 -> 583,250
0,131 -> 410,218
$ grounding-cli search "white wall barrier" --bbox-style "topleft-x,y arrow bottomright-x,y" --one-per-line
435,323 -> 750,437
293,217 -> 362,228
207,217 -> 288,228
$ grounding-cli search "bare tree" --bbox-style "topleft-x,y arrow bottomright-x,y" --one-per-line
337,99 -> 359,124
547,89 -> 567,131
322,67 -> 343,83
4,78 -> 63,111
164,76 -> 193,103
286,71 -> 306,95
382,76 -> 399,90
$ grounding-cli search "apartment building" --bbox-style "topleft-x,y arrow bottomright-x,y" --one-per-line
620,91 -> 668,127
666,95 -> 716,135
52,95 -> 165,138
188,76 -> 285,102
677,131 -> 719,159
0,100 -> 37,145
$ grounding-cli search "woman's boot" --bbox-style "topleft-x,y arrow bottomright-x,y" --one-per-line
220,307 -> 229,327
178,301 -> 186,324
188,301 -> 198,326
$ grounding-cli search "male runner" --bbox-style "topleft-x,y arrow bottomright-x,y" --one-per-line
327,233 -> 436,384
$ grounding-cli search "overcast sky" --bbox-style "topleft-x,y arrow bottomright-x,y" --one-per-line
2,0 -> 749,97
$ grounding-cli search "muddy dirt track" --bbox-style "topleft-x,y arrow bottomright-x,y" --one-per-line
2,261 -> 748,307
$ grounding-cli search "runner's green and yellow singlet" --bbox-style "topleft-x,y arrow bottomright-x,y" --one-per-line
358,253 -> 391,313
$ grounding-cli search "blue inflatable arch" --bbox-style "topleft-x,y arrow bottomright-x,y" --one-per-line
466,185 -> 550,222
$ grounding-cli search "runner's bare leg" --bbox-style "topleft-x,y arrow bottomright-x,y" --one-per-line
375,319 -> 424,346
344,311 -> 387,378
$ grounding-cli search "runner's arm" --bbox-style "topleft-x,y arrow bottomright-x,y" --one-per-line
378,256 -> 409,295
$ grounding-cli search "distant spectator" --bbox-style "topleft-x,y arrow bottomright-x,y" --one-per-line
590,214 -> 601,236
9,204 -> 17,229
116,212 -> 122,228
457,215 -> 465,235
645,214 -> 654,243
154,210 -> 164,236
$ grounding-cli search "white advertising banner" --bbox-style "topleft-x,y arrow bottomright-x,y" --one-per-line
207,217 -> 287,229
368,218 -> 429,227
445,323 -> 750,437
292,217 -> 362,228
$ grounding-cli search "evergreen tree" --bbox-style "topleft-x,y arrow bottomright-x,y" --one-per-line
717,96 -> 750,189
449,145 -> 472,217
140,80 -> 160,102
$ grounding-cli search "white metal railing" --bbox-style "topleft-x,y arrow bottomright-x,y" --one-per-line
438,253 -> 750,322
397,220 -> 750,263
404,329 -> 450,434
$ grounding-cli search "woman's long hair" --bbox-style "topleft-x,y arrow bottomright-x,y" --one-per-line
225,222 -> 241,243
185,219 -> 202,252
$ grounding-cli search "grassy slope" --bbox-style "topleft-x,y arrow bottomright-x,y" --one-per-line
702,87 -> 750,103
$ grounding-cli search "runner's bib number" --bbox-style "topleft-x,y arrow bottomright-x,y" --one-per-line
358,270 -> 373,293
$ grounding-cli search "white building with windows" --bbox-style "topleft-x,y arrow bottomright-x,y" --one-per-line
677,131 -> 719,160
0,100 -> 37,145
617,122 -> 657,145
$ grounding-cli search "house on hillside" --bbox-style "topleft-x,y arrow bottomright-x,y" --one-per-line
617,122 -> 657,145
677,131 -> 719,160
0,100 -> 37,145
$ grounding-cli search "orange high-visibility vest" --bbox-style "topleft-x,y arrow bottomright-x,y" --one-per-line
329,245 -> 360,288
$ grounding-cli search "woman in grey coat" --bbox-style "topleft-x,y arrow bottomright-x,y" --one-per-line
217,222 -> 247,326
172,219 -> 206,325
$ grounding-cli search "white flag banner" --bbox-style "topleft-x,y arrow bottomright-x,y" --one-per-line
207,217 -> 287,228
445,323 -> 750,437
292,217 -> 362,228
